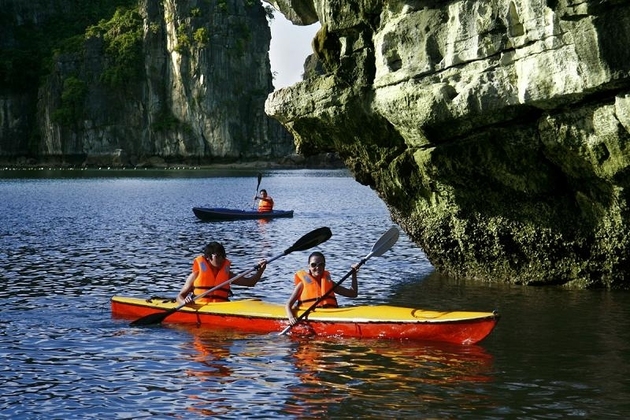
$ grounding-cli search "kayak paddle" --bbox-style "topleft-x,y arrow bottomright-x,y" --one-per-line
253,172 -> 262,209
279,226 -> 400,336
130,226 -> 333,327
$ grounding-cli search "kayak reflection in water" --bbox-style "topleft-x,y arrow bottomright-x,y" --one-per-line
283,338 -> 495,416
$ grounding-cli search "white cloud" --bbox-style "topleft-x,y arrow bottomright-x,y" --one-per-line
269,13 -> 320,90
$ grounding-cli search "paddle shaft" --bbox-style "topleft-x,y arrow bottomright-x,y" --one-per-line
131,252 -> 286,326
130,226 -> 333,326
132,264 -> 256,324
279,226 -> 399,336
279,256 -> 368,335
182,263 -> 261,306
185,249 -> 294,304
253,173 -> 262,208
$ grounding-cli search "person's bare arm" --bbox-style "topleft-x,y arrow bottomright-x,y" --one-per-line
231,260 -> 267,287
333,264 -> 359,298
176,271 -> 196,304
285,282 -> 303,325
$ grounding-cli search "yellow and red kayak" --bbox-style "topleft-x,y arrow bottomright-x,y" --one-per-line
111,296 -> 499,345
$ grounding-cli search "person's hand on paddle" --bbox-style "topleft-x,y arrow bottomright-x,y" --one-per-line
285,281 -> 303,325
130,227 -> 333,327
279,227 -> 400,335
284,252 -> 363,328
256,259 -> 268,277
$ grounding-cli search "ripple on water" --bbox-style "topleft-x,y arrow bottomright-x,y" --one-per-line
1,170 -> 629,418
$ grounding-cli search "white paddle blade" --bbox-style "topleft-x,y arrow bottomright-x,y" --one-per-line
370,226 -> 399,257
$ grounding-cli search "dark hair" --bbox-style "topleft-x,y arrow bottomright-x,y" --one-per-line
203,242 -> 226,257
308,251 -> 325,263
260,189 -> 267,194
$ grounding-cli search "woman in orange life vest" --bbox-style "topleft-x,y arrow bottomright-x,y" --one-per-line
176,241 -> 267,305
254,189 -> 274,212
284,251 -> 359,325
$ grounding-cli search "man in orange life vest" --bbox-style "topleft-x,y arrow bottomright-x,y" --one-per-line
176,242 -> 267,305
285,251 -> 359,325
254,189 -> 274,212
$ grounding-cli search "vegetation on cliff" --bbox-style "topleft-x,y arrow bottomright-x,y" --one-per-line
1,0 -> 294,166
0,0 -> 136,94
52,7 -> 143,128
266,0 -> 630,289
86,7 -> 144,88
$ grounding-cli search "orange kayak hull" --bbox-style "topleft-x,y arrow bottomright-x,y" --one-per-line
111,297 -> 499,345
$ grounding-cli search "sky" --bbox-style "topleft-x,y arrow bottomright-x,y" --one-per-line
268,12 -> 321,90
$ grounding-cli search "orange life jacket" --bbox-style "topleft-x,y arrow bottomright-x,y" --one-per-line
294,269 -> 338,308
192,256 -> 232,303
258,197 -> 274,212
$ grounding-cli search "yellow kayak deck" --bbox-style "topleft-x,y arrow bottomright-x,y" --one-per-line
112,296 -> 496,323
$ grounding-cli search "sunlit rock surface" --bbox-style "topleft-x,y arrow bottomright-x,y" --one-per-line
266,0 -> 630,288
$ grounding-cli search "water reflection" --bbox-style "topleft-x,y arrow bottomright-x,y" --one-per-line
3,170 -> 629,417
178,328 -> 237,417
286,338 -> 494,408
173,324 -> 495,418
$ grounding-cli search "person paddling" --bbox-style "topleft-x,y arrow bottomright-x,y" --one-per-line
254,189 -> 274,212
284,251 -> 359,325
177,242 -> 267,305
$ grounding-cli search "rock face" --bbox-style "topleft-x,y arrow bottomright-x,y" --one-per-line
0,0 -> 293,167
266,0 -> 630,288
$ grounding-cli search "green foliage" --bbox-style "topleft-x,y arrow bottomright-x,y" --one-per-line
235,39 -> 245,57
218,0 -> 228,12
51,76 -> 88,126
152,110 -> 180,132
194,28 -> 210,48
149,22 -> 160,35
53,35 -> 85,55
303,66 -> 319,80
151,110 -> 194,134
1,0 -> 137,93
238,22 -> 251,42
175,23 -> 192,53
191,8 -> 202,18
86,7 -> 144,88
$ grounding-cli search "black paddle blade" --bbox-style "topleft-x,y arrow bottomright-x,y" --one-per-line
285,227 -> 332,254
129,308 -> 175,327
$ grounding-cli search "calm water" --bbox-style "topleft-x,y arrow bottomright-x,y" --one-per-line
1,168 -> 629,419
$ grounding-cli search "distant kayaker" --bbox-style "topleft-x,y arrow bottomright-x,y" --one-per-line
176,242 -> 267,305
285,251 -> 359,325
254,189 -> 274,212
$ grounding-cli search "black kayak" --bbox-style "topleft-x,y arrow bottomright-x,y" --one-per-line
192,207 -> 294,221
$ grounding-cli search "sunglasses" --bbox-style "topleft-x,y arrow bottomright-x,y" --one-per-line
310,262 -> 325,268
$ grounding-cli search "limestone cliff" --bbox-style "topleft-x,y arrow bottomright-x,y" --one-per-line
266,0 -> 630,288
0,0 -> 293,166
